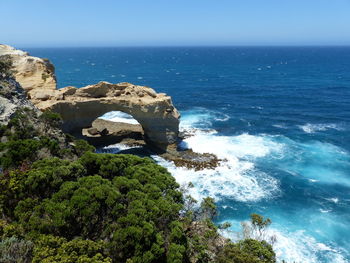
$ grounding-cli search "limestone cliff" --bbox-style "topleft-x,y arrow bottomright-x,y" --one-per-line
0,44 -> 56,92
31,81 -> 180,148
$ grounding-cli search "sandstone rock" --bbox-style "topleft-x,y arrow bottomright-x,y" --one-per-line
1,45 -> 180,149
28,88 -> 62,101
92,118 -> 143,135
0,44 -> 56,91
100,128 -> 109,136
60,86 -> 77,96
34,81 -> 180,148
87,127 -> 99,136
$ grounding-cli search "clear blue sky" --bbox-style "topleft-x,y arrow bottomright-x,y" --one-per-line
1,0 -> 350,47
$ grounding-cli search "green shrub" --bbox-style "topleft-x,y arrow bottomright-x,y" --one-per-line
32,235 -> 111,263
0,158 -> 86,217
216,239 -> 276,263
0,236 -> 33,263
0,109 -> 80,170
0,55 -> 14,77
2,153 -> 185,262
39,111 -> 62,128
73,139 -> 96,156
0,139 -> 42,169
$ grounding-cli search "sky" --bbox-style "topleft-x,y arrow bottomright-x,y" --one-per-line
1,0 -> 350,47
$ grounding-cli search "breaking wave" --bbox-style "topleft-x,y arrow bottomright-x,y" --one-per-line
298,123 -> 345,134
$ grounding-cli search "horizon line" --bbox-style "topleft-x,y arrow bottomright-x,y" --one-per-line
18,44 -> 350,49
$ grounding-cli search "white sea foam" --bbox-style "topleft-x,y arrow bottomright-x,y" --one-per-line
153,154 -> 279,202
179,108 -> 232,130
214,114 -> 230,122
176,109 -> 350,262
299,123 -> 344,134
326,197 -> 339,204
154,128 -> 282,202
308,179 -> 318,183
270,229 -> 347,263
221,222 -> 348,263
319,208 -> 332,213
99,111 -> 139,125
273,124 -> 288,129
98,143 -> 141,154
169,109 -> 284,202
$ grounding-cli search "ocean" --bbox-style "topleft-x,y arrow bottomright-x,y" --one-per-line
27,47 -> 350,263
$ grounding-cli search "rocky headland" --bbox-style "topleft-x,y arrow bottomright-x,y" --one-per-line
0,44 -> 220,170
0,45 -> 277,263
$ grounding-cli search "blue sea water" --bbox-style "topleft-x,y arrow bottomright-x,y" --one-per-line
27,47 -> 350,263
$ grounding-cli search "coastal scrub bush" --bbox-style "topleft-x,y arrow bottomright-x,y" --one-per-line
0,236 -> 33,263
199,196 -> 217,220
241,213 -> 275,244
1,152 -> 187,262
73,139 -> 96,156
39,110 -> 62,129
0,139 -> 43,169
216,239 -> 276,263
0,108 -> 90,170
0,55 -> 14,78
32,235 -> 111,263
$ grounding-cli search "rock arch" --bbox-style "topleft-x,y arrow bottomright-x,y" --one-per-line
1,45 -> 180,149
31,82 -> 180,149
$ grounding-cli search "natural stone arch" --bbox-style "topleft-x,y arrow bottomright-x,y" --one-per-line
1,45 -> 180,149
31,82 -> 180,149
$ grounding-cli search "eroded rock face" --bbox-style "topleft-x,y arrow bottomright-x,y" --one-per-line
1,45 -> 180,148
33,81 -> 180,148
0,44 -> 56,92
0,77 -> 37,125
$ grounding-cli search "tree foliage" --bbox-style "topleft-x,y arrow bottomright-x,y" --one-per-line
0,236 -> 33,263
216,239 -> 276,263
0,109 -> 93,170
0,55 -> 14,78
32,235 -> 111,263
1,152 -> 186,262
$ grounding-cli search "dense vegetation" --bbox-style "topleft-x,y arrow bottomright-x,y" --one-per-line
0,150 -> 276,262
0,108 -> 93,170
1,152 -> 187,262
0,73 -> 277,262
0,55 -> 14,78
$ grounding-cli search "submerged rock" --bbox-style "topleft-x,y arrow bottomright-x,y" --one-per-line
160,147 -> 222,171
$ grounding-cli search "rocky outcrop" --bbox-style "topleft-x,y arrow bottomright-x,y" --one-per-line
0,76 -> 37,125
1,45 -> 180,149
82,119 -> 144,146
83,118 -> 143,137
0,44 -> 56,93
31,81 -> 180,149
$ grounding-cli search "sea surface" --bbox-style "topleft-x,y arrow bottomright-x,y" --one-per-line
27,47 -> 350,263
